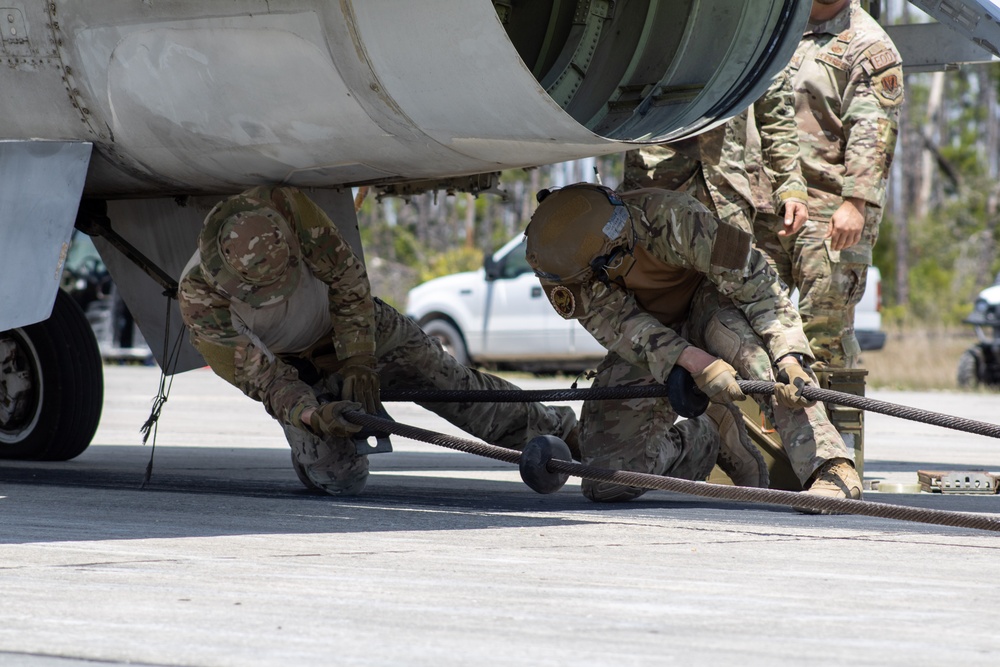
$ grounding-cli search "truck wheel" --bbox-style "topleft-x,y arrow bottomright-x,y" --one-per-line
957,349 -> 981,389
0,290 -> 104,460
422,318 -> 470,365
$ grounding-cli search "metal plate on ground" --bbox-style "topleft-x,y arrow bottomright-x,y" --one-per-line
918,470 -> 998,494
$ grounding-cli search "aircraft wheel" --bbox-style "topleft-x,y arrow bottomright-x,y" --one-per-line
0,290 -> 104,460
421,318 -> 470,365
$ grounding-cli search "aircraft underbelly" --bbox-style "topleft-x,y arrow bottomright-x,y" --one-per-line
60,4 -> 616,195
0,1 -> 809,196
102,21 -> 401,188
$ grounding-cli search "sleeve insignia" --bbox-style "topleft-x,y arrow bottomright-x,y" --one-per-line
817,52 -> 848,71
868,49 -> 899,73
873,66 -> 904,106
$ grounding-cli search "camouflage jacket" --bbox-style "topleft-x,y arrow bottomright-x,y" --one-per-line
178,186 -> 375,429
746,72 -> 809,215
623,71 -> 807,223
789,0 -> 903,220
573,190 -> 812,383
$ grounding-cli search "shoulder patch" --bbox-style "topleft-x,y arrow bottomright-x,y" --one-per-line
872,65 -> 904,107
869,49 -> 897,72
543,282 -> 586,320
710,222 -> 752,271
550,285 -> 576,318
861,43 -> 901,75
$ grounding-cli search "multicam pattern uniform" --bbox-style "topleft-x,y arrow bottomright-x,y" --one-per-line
753,1 -> 902,368
565,190 -> 849,501
179,186 -> 576,492
622,71 -> 807,234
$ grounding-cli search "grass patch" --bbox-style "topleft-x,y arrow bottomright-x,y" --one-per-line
860,326 -> 984,390
499,326 -> 995,392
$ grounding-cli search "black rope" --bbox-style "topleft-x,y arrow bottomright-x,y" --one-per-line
139,292 -> 185,488
381,381 -> 1000,441
381,385 -> 673,404
346,411 -> 1000,534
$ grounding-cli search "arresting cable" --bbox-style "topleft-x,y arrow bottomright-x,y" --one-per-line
351,381 -> 1000,534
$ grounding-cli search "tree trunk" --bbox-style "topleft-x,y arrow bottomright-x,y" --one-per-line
916,71 -> 945,219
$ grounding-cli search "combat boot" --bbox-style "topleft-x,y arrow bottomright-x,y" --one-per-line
707,402 -> 769,488
284,425 -> 369,496
797,457 -> 862,514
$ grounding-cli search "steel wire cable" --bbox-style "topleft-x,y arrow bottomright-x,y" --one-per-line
789,381 -> 1000,439
345,410 -> 1000,533
381,380 -> 1000,441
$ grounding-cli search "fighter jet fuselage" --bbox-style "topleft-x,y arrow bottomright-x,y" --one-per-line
15,0 -> 993,463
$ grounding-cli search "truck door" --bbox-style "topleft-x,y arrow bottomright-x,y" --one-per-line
483,238 -> 570,356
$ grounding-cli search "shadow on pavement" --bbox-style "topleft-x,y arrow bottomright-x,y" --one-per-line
2,446 -> 996,544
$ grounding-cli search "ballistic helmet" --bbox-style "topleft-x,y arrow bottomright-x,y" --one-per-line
524,183 -> 633,286
523,183 -> 634,319
199,195 -> 301,307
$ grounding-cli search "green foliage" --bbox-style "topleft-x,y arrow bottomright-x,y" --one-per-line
873,65 -> 1000,327
361,156 -> 627,288
359,218 -> 423,267
906,255 -> 958,323
418,246 -> 484,283
871,212 -> 897,305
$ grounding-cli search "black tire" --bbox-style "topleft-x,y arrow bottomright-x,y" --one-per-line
421,318 -> 470,365
0,290 -> 104,460
957,348 -> 981,389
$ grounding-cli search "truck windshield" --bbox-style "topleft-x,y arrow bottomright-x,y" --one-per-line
500,240 -> 533,279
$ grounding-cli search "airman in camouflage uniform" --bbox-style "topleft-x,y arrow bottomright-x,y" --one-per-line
524,184 -> 860,505
179,185 -> 577,496
752,0 -> 903,368
622,70 -> 808,236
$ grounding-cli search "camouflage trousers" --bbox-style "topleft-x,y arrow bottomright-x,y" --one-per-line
753,211 -> 878,368
579,282 -> 850,502
285,298 -> 578,495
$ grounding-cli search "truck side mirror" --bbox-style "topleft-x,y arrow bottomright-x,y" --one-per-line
483,251 -> 501,281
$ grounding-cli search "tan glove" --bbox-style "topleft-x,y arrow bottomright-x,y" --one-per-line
341,354 -> 381,414
309,401 -> 364,438
692,359 -> 745,404
774,361 -> 818,409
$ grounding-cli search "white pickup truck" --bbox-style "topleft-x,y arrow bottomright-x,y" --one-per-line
406,235 -> 885,372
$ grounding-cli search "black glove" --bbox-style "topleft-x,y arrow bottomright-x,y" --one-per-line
309,401 -> 364,438
341,354 -> 381,414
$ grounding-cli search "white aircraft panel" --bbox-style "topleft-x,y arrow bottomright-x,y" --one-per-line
0,141 -> 92,330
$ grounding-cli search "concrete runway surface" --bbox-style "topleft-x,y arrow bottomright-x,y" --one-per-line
2,365 -> 999,666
